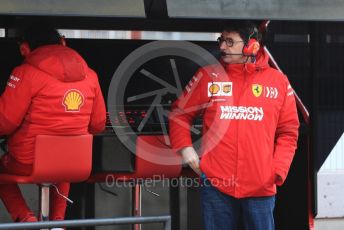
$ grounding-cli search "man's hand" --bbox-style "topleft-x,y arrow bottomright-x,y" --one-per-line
180,147 -> 201,175
275,174 -> 283,186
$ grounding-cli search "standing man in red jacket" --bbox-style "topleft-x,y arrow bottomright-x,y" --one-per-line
169,21 -> 299,229
0,24 -> 106,223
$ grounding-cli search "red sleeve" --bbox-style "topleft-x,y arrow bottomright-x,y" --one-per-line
88,71 -> 106,134
0,66 -> 32,135
168,68 -> 208,152
273,78 -> 300,186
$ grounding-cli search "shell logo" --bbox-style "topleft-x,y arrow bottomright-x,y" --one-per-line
209,83 -> 220,95
62,89 -> 84,112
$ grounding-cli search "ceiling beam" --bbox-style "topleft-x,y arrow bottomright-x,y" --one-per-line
167,0 -> 344,21
0,0 -> 145,17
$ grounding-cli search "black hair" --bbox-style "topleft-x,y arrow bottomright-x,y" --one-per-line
19,22 -> 61,50
221,21 -> 261,43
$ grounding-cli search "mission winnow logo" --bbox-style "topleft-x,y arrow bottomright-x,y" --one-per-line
220,106 -> 264,121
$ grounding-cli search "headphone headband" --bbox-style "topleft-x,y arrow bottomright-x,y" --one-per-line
245,26 -> 259,42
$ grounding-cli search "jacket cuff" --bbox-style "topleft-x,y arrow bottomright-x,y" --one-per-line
274,167 -> 287,186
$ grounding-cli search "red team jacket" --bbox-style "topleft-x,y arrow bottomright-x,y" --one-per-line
169,50 -> 299,198
0,45 -> 106,165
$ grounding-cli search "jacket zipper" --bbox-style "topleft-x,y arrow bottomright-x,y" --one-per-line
234,67 -> 250,196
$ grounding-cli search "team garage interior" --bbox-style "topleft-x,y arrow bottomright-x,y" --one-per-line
1,0 -> 344,229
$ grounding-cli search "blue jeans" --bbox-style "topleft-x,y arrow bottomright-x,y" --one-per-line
200,174 -> 275,230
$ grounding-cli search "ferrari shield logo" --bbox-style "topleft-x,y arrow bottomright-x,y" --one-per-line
252,84 -> 263,97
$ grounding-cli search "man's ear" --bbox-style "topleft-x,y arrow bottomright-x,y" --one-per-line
60,36 -> 66,46
19,41 -> 31,57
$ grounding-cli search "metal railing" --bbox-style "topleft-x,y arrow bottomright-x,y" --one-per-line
0,216 -> 171,230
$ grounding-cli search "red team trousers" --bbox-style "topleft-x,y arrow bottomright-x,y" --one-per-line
0,153 -> 70,222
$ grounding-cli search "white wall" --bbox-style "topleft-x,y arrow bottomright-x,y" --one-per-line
317,132 -> 344,218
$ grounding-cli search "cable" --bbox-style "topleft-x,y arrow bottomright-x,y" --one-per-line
51,184 -> 74,204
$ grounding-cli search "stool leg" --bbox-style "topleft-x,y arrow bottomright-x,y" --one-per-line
40,184 -> 50,222
132,183 -> 142,230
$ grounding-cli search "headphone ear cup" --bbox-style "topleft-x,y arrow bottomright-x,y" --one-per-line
243,38 -> 260,56
19,42 -> 31,57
